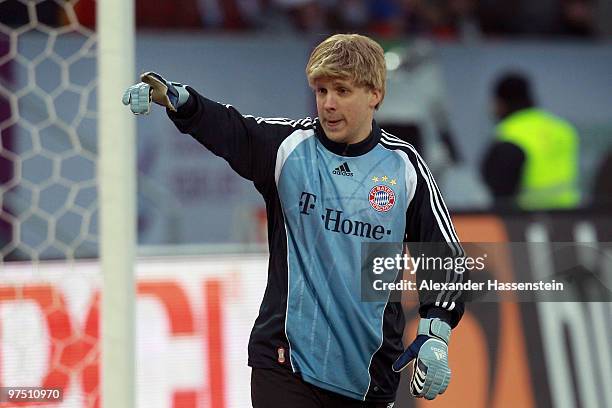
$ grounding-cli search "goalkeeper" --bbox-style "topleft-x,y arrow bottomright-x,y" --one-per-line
123,34 -> 464,407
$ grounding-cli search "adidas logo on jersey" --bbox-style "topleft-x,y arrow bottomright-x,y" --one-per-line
332,162 -> 353,177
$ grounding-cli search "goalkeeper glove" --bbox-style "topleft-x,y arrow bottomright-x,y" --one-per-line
122,72 -> 190,115
392,318 -> 451,400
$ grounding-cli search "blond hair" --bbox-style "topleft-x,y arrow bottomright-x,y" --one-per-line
306,33 -> 386,108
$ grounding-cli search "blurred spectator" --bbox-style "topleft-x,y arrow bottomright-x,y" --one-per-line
62,0 -> 608,38
449,0 -> 482,40
367,0 -> 404,37
329,0 -> 370,31
400,0 -> 481,41
405,0 -> 452,40
560,0 -> 596,37
595,0 -> 612,36
477,0 -> 599,38
477,0 -> 554,36
476,0 -> 517,36
5,0 -> 610,40
271,0 -> 327,32
137,0 -> 201,28
197,0 -> 269,30
480,72 -> 581,210
74,0 -> 202,29
516,0 -> 561,35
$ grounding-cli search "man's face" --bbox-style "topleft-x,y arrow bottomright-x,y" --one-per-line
312,77 -> 382,145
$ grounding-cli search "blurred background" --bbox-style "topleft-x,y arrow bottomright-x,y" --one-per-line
0,1 -> 611,407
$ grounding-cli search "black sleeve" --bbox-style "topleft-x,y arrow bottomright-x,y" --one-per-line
481,141 -> 525,199
404,150 -> 465,328
167,87 -> 309,194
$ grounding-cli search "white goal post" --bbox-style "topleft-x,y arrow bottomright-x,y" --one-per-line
0,0 -> 136,406
97,0 -> 136,407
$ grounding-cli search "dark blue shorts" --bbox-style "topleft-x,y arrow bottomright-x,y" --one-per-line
251,367 -> 394,408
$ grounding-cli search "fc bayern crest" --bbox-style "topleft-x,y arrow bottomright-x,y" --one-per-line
369,185 -> 396,212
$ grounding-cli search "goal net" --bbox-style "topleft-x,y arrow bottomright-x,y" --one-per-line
0,1 -> 134,407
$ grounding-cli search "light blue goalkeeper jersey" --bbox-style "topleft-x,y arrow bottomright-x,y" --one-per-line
168,90 -> 463,402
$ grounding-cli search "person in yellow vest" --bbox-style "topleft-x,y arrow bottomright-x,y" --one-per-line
481,72 -> 581,210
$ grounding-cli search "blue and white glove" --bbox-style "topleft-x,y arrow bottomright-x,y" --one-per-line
392,318 -> 451,400
122,72 -> 190,115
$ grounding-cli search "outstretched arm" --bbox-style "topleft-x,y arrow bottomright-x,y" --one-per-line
122,72 -> 311,193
